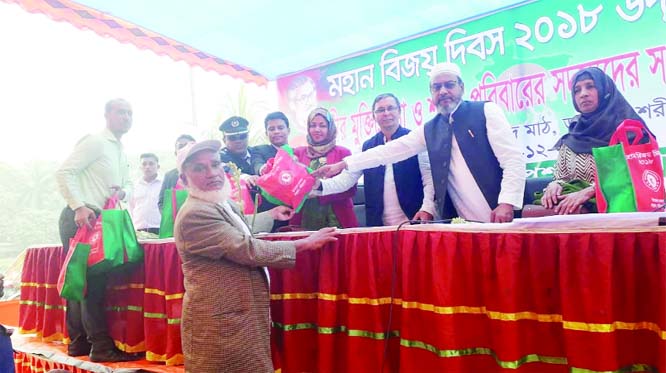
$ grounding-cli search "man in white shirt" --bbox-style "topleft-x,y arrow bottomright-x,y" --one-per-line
55,98 -> 139,362
315,63 -> 525,223
317,93 -> 436,226
130,153 -> 162,234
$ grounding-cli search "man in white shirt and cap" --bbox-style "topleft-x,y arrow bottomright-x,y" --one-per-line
315,62 -> 525,223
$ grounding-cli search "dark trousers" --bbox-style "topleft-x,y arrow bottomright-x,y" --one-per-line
0,326 -> 14,373
58,207 -> 114,351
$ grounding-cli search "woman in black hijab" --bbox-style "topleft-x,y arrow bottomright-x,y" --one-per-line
541,66 -> 648,214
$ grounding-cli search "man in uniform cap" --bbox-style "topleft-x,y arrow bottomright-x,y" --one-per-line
219,116 -> 256,177
315,62 -> 525,223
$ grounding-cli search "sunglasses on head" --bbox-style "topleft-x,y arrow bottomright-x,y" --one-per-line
226,133 -> 248,141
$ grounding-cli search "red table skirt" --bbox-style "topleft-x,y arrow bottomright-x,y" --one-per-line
20,229 -> 666,371
266,228 -> 666,372
19,241 -> 184,365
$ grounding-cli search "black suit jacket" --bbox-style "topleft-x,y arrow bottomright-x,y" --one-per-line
158,168 -> 180,211
250,144 -> 278,175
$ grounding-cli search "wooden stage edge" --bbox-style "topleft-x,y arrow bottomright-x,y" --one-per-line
11,333 -> 184,373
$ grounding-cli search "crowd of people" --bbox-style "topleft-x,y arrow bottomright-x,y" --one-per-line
51,62 -> 653,371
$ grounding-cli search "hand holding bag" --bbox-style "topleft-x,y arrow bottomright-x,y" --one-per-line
256,146 -> 316,213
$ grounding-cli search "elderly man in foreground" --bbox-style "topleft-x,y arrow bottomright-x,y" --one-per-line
173,140 -> 337,373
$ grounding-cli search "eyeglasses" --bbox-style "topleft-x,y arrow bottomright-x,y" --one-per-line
373,106 -> 399,114
226,133 -> 248,141
430,81 -> 459,92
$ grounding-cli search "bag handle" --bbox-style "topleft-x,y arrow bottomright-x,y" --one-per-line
103,194 -> 119,209
609,119 -> 655,146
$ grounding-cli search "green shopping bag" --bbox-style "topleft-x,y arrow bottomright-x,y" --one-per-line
87,201 -> 144,275
159,188 -> 188,238
57,242 -> 91,301
592,119 -> 665,213
99,209 -> 144,265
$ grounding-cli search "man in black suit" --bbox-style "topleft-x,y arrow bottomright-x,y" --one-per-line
251,111 -> 291,175
250,112 -> 292,231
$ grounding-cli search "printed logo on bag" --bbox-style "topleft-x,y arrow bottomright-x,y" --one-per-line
642,169 -> 662,192
279,171 -> 294,186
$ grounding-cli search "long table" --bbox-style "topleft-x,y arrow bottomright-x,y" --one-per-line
19,216 -> 666,371
19,240 -> 185,365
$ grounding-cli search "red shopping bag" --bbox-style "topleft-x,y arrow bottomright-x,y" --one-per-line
593,119 -> 665,212
87,197 -> 122,272
256,147 -> 315,212
226,172 -> 257,214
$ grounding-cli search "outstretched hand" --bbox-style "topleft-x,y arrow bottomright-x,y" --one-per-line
311,161 -> 347,178
295,227 -> 338,252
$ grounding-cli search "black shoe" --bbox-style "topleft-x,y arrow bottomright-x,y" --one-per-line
67,341 -> 91,357
89,348 -> 142,362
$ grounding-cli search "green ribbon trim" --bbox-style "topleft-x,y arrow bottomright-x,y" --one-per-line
143,312 -> 181,324
103,307 -> 180,324
272,322 -> 658,371
19,300 -> 65,310
272,321 -> 399,340
106,305 -> 143,313
400,338 -> 566,368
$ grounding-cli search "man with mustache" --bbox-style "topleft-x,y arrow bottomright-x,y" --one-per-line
173,140 -> 337,372
316,93 -> 436,226
250,111 -> 292,231
315,63 -> 525,223
55,98 -> 139,361
251,111 -> 291,176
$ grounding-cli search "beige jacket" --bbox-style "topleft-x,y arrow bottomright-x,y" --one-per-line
174,196 -> 295,373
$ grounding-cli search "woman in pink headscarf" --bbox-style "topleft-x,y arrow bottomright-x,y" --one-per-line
291,107 -> 358,230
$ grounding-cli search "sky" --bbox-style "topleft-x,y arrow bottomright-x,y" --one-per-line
0,0 -> 527,167
73,0 -> 528,78
0,2 -> 276,170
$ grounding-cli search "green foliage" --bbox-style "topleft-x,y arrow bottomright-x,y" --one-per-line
0,160 -> 63,271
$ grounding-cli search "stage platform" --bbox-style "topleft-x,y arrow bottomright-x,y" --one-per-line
12,333 -> 183,373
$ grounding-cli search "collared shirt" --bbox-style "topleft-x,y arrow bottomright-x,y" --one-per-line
345,102 -> 525,222
322,152 -> 436,225
130,176 -> 163,229
56,128 -> 131,210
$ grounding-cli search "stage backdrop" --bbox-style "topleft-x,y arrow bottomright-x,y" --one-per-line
276,0 -> 666,179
